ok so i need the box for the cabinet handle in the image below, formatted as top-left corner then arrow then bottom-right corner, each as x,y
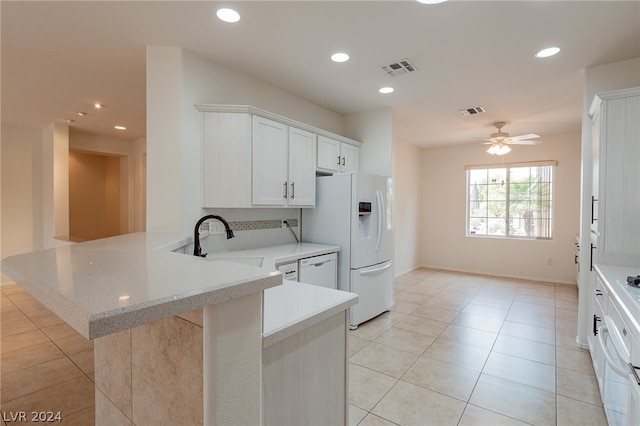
593,314 -> 601,336
574,254 -> 579,264
337,155 -> 341,166
342,156 -> 346,166
590,243 -> 596,271
290,182 -> 295,199
283,181 -> 288,199
630,363 -> 640,386
591,196 -> 598,224
594,289 -> 603,296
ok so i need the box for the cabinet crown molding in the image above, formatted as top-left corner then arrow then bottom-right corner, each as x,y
589,87 -> 640,117
194,104 -> 362,148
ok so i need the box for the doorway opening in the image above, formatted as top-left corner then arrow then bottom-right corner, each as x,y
68,150 -> 128,242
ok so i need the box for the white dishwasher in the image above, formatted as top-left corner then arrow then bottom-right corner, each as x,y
298,252 -> 337,289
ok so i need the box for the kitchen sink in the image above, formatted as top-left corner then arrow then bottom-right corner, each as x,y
208,257 -> 265,267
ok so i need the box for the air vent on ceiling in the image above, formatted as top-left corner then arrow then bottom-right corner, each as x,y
381,58 -> 418,77
459,106 -> 486,116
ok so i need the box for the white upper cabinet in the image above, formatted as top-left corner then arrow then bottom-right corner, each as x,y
287,127 -> 317,207
201,112 -> 253,208
198,105 -> 360,209
589,87 -> 640,264
252,116 -> 289,206
252,116 -> 316,207
317,135 -> 359,173
340,143 -> 359,173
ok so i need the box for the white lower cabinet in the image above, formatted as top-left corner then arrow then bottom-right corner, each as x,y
262,312 -> 348,425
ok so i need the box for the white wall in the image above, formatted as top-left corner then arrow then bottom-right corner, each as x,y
344,108 -> 394,178
420,133 -> 581,284
1,124 -> 42,259
392,140 -> 422,276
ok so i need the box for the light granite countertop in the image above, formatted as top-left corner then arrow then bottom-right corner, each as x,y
264,280 -> 357,347
182,241 -> 358,345
205,242 -> 341,269
594,264 -> 640,341
1,232 -> 282,339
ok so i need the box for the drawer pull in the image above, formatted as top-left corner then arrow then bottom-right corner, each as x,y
592,314 -> 601,336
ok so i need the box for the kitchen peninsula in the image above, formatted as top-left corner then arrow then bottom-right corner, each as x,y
1,232 -> 357,425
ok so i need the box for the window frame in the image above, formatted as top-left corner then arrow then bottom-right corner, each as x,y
465,160 -> 556,240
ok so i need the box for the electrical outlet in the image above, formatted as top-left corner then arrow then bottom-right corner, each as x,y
546,258 -> 553,265
209,222 -> 225,235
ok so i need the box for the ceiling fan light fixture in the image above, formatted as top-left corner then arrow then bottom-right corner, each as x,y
487,143 -> 511,156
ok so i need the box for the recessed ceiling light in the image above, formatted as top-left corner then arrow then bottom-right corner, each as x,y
379,87 -> 394,94
331,52 -> 350,63
94,103 -> 104,109
77,112 -> 87,117
535,47 -> 560,58
114,125 -> 127,130
416,0 -> 448,4
66,119 -> 75,124
216,8 -> 240,23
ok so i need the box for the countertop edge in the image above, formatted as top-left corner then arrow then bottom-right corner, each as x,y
263,289 -> 358,348
89,272 -> 282,339
593,264 -> 640,341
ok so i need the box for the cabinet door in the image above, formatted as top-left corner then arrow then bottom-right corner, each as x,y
288,127 -> 316,207
599,94 -> 640,260
202,112 -> 252,208
316,136 -> 340,172
252,116 -> 288,206
591,110 -> 600,234
340,143 -> 359,172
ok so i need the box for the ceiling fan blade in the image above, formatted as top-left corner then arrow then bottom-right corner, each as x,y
509,140 -> 543,145
509,133 -> 540,141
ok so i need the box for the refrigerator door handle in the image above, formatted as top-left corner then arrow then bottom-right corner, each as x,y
375,190 -> 384,252
359,262 -> 391,276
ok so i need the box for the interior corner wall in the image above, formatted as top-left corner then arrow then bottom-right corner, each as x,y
343,108 -> 394,177
420,133 -> 581,284
392,140 -> 422,276
132,138 -> 146,232
42,123 -> 70,249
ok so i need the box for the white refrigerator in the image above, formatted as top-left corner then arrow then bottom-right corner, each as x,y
302,172 -> 394,328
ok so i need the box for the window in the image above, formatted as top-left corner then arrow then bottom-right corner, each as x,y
466,161 -> 555,239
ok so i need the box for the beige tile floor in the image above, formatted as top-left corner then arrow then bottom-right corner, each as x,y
348,268 -> 607,426
1,284 -> 95,425
1,268 -> 607,426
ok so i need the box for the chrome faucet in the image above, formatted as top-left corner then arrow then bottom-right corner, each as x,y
193,215 -> 235,257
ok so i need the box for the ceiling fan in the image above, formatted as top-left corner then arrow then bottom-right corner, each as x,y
479,122 -> 542,155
